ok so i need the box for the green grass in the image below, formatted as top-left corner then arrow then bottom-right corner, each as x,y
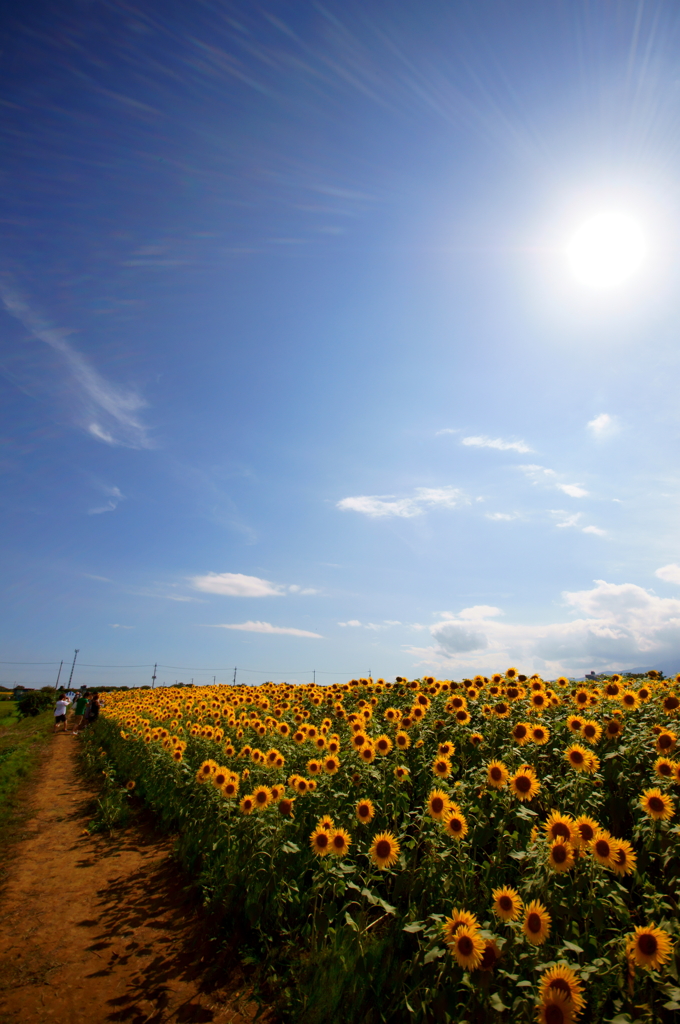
0,710 -> 53,833
0,701 -> 19,724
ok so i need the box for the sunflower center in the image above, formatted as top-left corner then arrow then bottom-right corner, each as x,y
648,796 -> 665,812
332,835 -> 345,850
545,1005 -> 566,1024
449,818 -> 462,832
516,775 -> 531,793
499,895 -> 512,912
659,735 -> 672,749
571,751 -> 584,764
457,935 -> 473,956
666,697 -> 679,710
317,833 -> 329,848
527,912 -> 541,933
375,840 -> 391,859
432,797 -> 444,814
638,933 -> 658,956
552,845 -> 567,863
595,839 -> 610,857
552,823 -> 570,840
659,763 -> 672,776
514,726 -> 527,738
491,767 -> 502,780
549,979 -> 571,996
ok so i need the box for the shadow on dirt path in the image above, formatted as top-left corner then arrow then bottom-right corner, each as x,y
0,732 -> 267,1024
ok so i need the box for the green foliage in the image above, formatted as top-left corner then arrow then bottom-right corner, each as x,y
85,676 -> 680,1023
17,690 -> 55,718
0,710 -> 52,832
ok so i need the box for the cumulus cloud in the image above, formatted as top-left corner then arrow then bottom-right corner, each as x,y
337,486 -> 466,519
462,435 -> 533,454
339,619 -> 362,627
1,283 -> 152,449
208,620 -> 322,638
191,572 -> 285,597
583,525 -> 607,536
656,564 -> 680,585
520,465 -> 588,498
587,413 -> 618,438
408,580 -> 680,675
550,511 -> 605,536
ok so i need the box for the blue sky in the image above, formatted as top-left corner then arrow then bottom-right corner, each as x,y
3,0 -> 680,687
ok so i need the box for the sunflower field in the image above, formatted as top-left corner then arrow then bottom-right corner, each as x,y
85,669 -> 680,1024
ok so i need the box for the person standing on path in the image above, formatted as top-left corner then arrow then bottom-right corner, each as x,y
53,692 -> 71,734
71,692 -> 89,734
82,692 -> 100,730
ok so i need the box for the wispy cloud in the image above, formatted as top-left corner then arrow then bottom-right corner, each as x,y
339,619 -> 362,627
520,465 -> 588,498
208,620 -> 322,637
191,572 -> 285,597
88,485 -> 124,515
587,413 -> 618,439
110,623 -> 134,629
435,428 -> 460,436
462,435 -> 533,454
551,510 -> 605,536
82,573 -> 113,583
485,512 -> 515,521
338,486 -> 466,519
1,283 -> 152,449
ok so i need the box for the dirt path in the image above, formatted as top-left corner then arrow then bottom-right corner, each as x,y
0,734 -> 265,1024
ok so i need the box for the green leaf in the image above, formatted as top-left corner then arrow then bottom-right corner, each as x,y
403,922 -> 425,933
490,992 -> 509,1012
344,911 -> 359,931
562,941 -> 584,953
424,946 -> 445,964
516,980 -> 533,988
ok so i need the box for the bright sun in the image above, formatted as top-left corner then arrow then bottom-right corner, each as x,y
566,211 -> 647,289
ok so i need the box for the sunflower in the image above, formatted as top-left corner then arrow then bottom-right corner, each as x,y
442,809 -> 468,840
317,814 -> 334,831
310,827 -> 332,857
443,908 -> 480,941
611,839 -> 637,876
455,709 -> 472,725
356,798 -> 375,824
531,724 -> 550,745
591,829 -> 616,866
655,730 -> 677,754
375,734 -> 393,756
438,741 -> 455,757
251,785 -> 272,811
604,718 -> 623,739
448,925 -> 485,971
240,794 -> 255,815
538,964 -> 585,1013
522,900 -> 551,945
359,743 -> 376,764
487,760 -> 509,789
654,756 -> 676,780
511,722 -> 531,745
510,765 -> 540,801
196,760 -> 217,783
564,744 -> 589,771
223,778 -> 239,798
581,719 -> 602,744
369,831 -> 400,870
547,839 -> 575,872
494,701 -> 511,718
491,886 -> 523,922
469,732 -> 484,747
662,694 -> 680,714
278,797 -> 295,816
583,751 -> 600,774
573,814 -> 599,847
432,756 -> 452,778
394,765 -> 410,781
479,939 -> 502,973
627,924 -> 673,970
530,692 -> 548,711
544,811 -> 577,845
395,730 -> 411,750
329,828 -> 352,857
535,991 -> 575,1024
566,715 -> 584,733
426,789 -> 451,821
640,787 -> 675,821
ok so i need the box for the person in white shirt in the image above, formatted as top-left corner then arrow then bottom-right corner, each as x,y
53,693 -> 71,733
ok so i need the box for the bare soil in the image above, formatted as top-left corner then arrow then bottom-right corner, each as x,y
0,732 -> 266,1024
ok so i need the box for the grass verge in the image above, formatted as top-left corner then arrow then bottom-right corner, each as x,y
0,710 -> 53,841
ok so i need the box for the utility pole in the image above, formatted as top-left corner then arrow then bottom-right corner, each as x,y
54,660 -> 63,690
233,666 -> 237,685
152,663 -> 157,688
213,675 -> 216,685
67,649 -> 79,690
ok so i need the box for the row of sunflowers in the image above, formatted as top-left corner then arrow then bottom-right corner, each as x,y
86,669 -> 680,1023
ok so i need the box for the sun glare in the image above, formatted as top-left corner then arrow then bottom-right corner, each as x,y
566,211 -> 647,289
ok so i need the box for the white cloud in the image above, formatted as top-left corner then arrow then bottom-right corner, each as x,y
1,284 -> 152,449
209,620 -> 322,638
485,512 -> 514,521
462,435 -> 533,454
583,525 -> 607,536
110,623 -> 134,629
288,585 -> 319,595
587,413 -> 618,438
191,572 -> 285,597
656,564 -> 680,585
553,512 -> 582,529
339,620 -> 362,627
435,428 -> 460,436
88,485 -> 124,515
337,486 -> 466,519
521,465 -> 588,498
557,483 -> 589,498
408,579 -> 680,675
